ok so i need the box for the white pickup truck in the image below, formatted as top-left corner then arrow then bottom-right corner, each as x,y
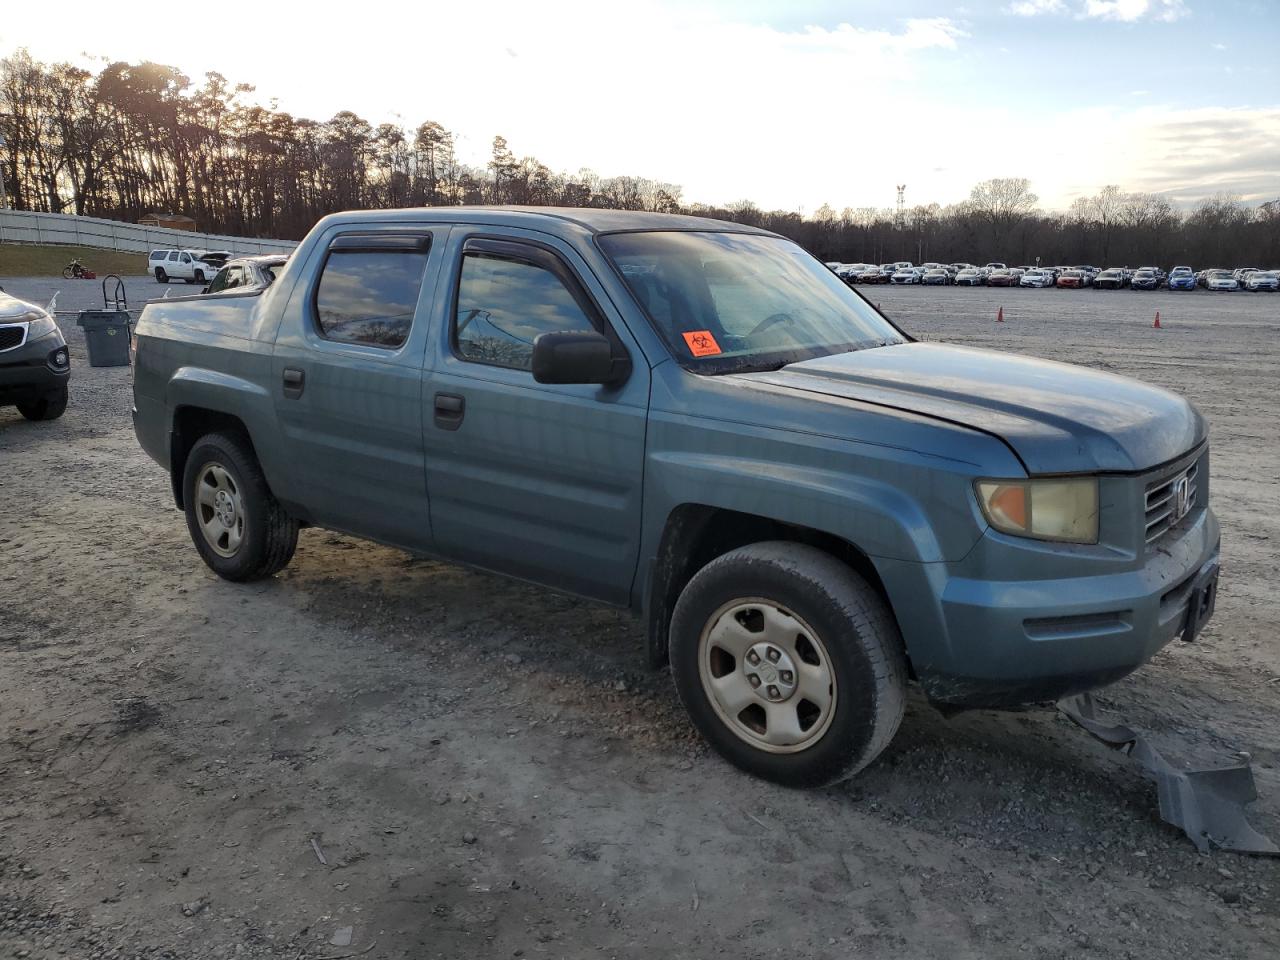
147,248 -> 232,285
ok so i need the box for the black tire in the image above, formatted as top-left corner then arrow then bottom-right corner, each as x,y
155,268 -> 168,283
182,431 -> 298,581
194,269 -> 205,284
669,542 -> 907,788
62,266 -> 75,279
16,386 -> 68,421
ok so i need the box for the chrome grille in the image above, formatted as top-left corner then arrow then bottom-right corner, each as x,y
0,323 -> 26,352
1145,460 -> 1199,545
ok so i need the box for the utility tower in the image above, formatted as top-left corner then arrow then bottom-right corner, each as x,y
895,184 -> 906,226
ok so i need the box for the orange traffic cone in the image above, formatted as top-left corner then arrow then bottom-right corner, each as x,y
1153,311 -> 1161,329
996,306 -> 1004,323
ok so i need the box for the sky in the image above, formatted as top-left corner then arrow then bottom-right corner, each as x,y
1,0 -> 1277,214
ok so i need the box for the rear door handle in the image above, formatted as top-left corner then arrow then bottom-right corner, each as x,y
282,367 -> 305,399
434,392 -> 465,430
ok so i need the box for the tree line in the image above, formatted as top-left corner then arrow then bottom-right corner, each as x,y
2,49 -> 1277,267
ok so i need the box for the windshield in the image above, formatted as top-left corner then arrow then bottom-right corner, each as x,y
600,231 -> 905,374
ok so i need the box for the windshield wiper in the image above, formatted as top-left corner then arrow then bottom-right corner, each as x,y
720,358 -> 793,374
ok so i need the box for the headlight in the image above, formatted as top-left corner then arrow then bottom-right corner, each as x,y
26,314 -> 57,339
975,477 -> 1099,543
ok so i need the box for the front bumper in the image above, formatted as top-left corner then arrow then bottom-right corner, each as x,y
877,504 -> 1220,707
0,332 -> 70,403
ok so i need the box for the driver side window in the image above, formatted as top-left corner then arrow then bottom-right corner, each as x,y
454,252 -> 596,371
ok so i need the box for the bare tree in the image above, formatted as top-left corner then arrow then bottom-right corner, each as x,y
967,177 -> 1038,252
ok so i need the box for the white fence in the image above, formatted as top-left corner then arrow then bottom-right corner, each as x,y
0,209 -> 297,256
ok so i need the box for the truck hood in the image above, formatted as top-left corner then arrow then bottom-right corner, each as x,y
738,342 -> 1204,474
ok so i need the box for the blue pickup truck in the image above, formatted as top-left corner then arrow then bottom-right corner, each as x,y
132,207 -> 1220,787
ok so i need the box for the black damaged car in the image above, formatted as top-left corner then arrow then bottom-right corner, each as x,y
0,290 -> 71,421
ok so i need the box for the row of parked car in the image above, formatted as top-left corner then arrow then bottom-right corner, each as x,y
147,248 -> 289,294
824,261 -> 1280,291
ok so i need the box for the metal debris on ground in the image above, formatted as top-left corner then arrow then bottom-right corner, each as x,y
1057,693 -> 1279,855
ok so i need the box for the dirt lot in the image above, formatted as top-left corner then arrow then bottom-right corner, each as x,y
2,275 -> 1279,959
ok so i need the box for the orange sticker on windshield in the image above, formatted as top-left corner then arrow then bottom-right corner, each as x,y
682,330 -> 722,357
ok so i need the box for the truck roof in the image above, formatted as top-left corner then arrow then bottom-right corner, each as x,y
322,206 -> 779,237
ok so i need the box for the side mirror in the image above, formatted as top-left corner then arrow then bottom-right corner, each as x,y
531,330 -> 628,385
201,285 -> 210,294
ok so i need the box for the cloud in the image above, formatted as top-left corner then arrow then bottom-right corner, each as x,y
1081,0 -> 1189,22
1059,106 -> 1280,207
1009,0 -> 1191,20
1007,0 -> 1067,15
772,18 -> 968,55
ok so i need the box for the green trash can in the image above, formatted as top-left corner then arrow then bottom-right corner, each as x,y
76,276 -> 133,367
76,310 -> 132,367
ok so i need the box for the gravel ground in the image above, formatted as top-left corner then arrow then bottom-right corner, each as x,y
2,274 -> 1279,959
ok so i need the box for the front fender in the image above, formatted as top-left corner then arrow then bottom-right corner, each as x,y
646,450 -> 948,564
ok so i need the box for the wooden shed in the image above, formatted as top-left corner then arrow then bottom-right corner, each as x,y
138,212 -> 197,232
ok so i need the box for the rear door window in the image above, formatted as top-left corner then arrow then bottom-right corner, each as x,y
313,235 -> 431,349
206,268 -> 232,293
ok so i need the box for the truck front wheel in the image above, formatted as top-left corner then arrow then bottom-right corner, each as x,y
669,542 -> 906,788
182,432 -> 298,581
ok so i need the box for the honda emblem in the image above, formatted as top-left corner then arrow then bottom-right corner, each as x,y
1172,475 -> 1192,523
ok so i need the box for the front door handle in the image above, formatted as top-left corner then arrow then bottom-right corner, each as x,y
434,393 -> 465,430
282,367 -> 305,399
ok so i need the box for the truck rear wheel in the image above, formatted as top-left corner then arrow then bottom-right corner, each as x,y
183,432 -> 298,581
669,542 -> 907,788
